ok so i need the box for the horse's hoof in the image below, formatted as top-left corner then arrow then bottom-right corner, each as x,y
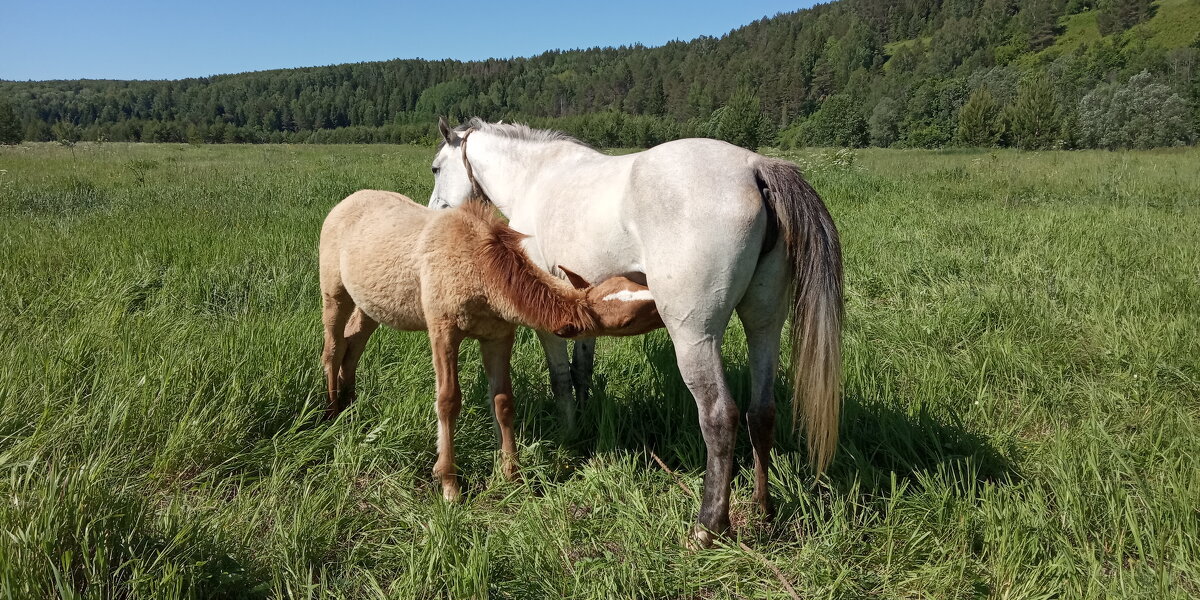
754,498 -> 776,522
687,525 -> 719,550
442,486 -> 462,503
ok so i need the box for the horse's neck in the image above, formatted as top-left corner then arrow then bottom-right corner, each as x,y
472,135 -> 599,218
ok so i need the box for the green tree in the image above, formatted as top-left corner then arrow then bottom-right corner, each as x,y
1021,0 -> 1065,51
1004,76 -> 1061,149
791,94 -> 868,148
869,98 -> 902,147
51,120 -> 82,146
711,87 -> 769,150
957,87 -> 1001,146
1078,70 -> 1194,148
1097,0 -> 1156,35
0,98 -> 21,144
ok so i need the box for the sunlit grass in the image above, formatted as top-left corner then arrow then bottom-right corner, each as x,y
1,142 -> 1197,598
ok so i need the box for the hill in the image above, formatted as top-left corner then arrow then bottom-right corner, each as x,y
2,0 -> 1197,149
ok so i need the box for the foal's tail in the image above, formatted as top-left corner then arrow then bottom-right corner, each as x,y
756,159 -> 844,474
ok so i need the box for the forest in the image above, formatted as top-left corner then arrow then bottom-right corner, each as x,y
1,0 -> 1198,149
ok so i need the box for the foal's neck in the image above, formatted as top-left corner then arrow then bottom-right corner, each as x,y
471,210 -> 594,333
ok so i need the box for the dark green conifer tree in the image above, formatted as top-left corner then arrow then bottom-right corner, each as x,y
0,98 -> 21,144
713,87 -> 768,150
957,87 -> 1001,146
1004,76 -> 1062,150
1097,0 -> 1156,35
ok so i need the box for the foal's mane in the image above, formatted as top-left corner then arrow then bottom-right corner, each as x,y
462,202 -> 596,332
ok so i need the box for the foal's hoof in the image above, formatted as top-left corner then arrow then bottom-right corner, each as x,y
441,484 -> 462,503
502,464 -> 522,482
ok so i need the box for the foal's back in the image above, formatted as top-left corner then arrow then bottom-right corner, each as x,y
320,190 -> 432,331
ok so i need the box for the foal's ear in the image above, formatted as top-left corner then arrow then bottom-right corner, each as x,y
558,266 -> 591,290
438,116 -> 460,145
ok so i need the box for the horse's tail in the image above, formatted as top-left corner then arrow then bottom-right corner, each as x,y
756,159 -> 843,474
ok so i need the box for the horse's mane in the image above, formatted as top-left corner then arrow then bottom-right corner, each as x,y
438,118 -> 593,151
462,202 -> 596,332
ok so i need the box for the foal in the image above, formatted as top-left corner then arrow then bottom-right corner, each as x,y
320,190 -> 661,500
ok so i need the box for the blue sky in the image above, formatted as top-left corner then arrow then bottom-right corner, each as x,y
2,1 -> 819,81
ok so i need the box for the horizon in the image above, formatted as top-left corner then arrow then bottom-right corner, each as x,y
1,1 -> 817,82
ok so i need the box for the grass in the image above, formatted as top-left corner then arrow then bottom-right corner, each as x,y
1044,0 -> 1200,59
1041,10 -> 1103,58
1134,0 -> 1200,48
1,141 -> 1198,598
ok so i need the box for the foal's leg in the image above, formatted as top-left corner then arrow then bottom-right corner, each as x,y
430,324 -> 465,501
321,289 -> 355,419
571,337 -> 596,407
480,332 -> 520,480
338,308 -> 379,408
736,245 -> 790,520
536,330 -> 577,437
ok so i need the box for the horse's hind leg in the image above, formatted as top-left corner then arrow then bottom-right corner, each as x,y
670,327 -> 740,546
322,289 -> 355,419
643,204 -> 763,546
736,245 -> 790,520
338,308 -> 379,408
430,323 -> 465,501
480,332 -> 520,481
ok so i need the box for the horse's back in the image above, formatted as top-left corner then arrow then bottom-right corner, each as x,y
624,138 -> 767,250
631,138 -> 762,199
321,190 -> 430,331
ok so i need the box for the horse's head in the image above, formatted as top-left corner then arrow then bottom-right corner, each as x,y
429,116 -> 476,209
554,267 -> 663,338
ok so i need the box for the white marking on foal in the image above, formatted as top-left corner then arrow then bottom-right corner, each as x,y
602,289 -> 654,302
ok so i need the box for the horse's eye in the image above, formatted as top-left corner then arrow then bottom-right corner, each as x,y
431,166 -> 440,175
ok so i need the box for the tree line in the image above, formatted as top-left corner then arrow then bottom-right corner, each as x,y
2,0 -> 1197,149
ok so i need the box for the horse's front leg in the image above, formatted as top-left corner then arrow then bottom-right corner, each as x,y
571,337 -> 596,407
430,323 -> 465,501
536,330 -> 576,437
480,332 -> 519,480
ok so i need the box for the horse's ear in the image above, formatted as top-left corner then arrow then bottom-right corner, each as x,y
558,266 -> 591,290
438,116 -> 459,144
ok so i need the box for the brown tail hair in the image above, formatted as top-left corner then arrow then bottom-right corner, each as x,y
465,202 -> 597,334
756,159 -> 844,474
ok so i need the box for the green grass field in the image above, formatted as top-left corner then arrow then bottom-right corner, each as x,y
1,142 -> 1197,598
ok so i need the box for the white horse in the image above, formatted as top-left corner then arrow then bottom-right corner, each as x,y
428,117 -> 843,546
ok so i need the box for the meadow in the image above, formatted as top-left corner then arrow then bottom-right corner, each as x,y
0,141 -> 1197,598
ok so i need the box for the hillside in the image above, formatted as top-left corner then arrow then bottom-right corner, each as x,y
2,0 -> 1197,149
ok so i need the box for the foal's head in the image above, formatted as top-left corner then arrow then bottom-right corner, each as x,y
554,267 -> 664,339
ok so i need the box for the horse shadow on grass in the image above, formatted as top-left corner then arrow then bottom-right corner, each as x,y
500,331 -> 1016,516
